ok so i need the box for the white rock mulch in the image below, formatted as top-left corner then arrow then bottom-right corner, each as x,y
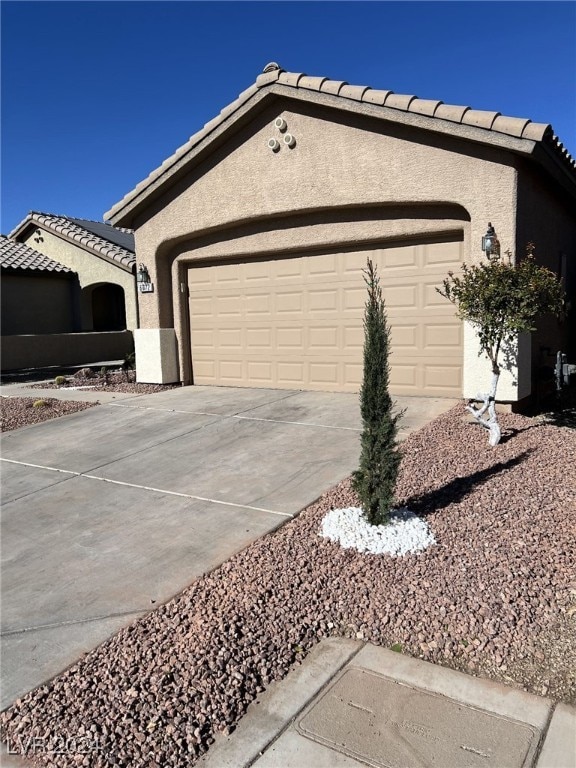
320,506 -> 436,556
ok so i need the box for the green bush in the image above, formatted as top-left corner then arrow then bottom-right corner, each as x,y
54,376 -> 66,386
33,400 -> 47,408
352,259 -> 403,526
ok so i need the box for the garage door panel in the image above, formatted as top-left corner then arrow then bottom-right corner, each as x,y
423,282 -> 451,308
425,241 -> 464,265
390,324 -> 419,350
384,284 -> 418,309
390,364 -> 418,387
308,326 -> 340,352
247,361 -> 273,383
308,253 -> 339,277
276,291 -> 303,314
344,362 -> 363,387
216,295 -> 242,317
277,362 -> 305,385
425,365 -> 462,389
276,327 -> 304,351
188,239 -> 463,396
218,328 -> 242,350
425,324 -> 462,349
309,362 -> 339,385
308,289 -> 339,314
380,246 -> 418,270
245,328 -> 272,349
343,287 -> 365,311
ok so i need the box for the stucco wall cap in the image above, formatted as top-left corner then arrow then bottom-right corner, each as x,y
409,99 -> 443,117
491,115 -> 531,138
279,72 -> 305,87
522,121 -> 552,142
297,75 -> 328,92
384,93 -> 417,110
434,104 -> 470,123
362,89 -> 393,106
461,109 -> 501,130
320,79 -> 348,96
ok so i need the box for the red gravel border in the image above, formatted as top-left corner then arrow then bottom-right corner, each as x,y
0,397 -> 97,432
1,407 -> 574,766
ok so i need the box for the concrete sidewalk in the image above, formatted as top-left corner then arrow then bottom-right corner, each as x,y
199,639 -> 576,768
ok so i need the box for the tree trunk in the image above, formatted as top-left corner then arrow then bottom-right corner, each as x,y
466,368 -> 502,446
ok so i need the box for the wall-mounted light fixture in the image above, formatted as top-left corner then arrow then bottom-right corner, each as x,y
137,263 -> 154,293
481,222 -> 500,258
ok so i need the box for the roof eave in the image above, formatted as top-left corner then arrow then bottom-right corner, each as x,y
105,82 -> 558,228
11,216 -> 135,273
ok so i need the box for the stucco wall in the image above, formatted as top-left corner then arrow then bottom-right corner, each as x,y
20,230 -> 138,330
122,98 -> 567,398
132,100 -> 519,331
1,331 -> 134,371
1,273 -> 77,335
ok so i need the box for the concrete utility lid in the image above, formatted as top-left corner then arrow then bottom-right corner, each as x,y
297,667 -> 540,768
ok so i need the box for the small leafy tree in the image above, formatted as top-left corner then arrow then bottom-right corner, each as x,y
438,243 -> 564,446
352,259 -> 403,526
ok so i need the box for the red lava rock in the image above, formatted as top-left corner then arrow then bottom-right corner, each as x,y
1,406 -> 574,767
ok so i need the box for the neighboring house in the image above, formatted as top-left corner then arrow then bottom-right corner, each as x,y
0,236 -> 78,335
104,64 -> 576,405
9,212 -> 138,332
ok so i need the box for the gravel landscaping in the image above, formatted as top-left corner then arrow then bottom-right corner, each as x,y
1,406 -> 575,766
32,368 -> 177,395
0,397 -> 97,432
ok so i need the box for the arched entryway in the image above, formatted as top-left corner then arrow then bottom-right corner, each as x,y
89,283 -> 127,331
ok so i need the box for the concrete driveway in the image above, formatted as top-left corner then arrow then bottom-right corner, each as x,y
1,385 -> 455,711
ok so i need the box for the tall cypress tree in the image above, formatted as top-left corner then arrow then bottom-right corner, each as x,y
352,258 -> 403,526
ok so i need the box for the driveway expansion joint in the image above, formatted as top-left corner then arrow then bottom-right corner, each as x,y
1,458 -> 292,517
2,609 -> 147,637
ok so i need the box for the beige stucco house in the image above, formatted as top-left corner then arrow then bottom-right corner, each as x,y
10,212 -> 138,332
104,64 -> 576,405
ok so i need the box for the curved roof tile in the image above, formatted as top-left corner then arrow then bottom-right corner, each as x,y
9,213 -> 135,270
0,235 -> 73,273
105,65 -> 575,221
319,79 -> 348,96
409,99 -> 443,117
298,75 -> 328,92
461,109 -> 501,130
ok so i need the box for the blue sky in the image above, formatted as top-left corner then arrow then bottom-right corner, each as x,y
2,1 -> 575,234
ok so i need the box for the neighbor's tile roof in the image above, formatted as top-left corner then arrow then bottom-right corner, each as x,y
0,235 -> 73,273
105,64 -> 576,222
9,212 -> 135,270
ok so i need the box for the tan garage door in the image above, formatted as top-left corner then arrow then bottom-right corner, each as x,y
187,240 -> 463,396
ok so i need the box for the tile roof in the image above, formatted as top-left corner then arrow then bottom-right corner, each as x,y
67,217 -> 135,253
0,236 -> 73,274
9,212 -> 135,271
105,64 -> 576,223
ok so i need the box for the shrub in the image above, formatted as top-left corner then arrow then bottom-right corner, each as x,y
438,242 -> 564,445
54,376 -> 66,386
33,400 -> 47,408
352,258 -> 403,526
